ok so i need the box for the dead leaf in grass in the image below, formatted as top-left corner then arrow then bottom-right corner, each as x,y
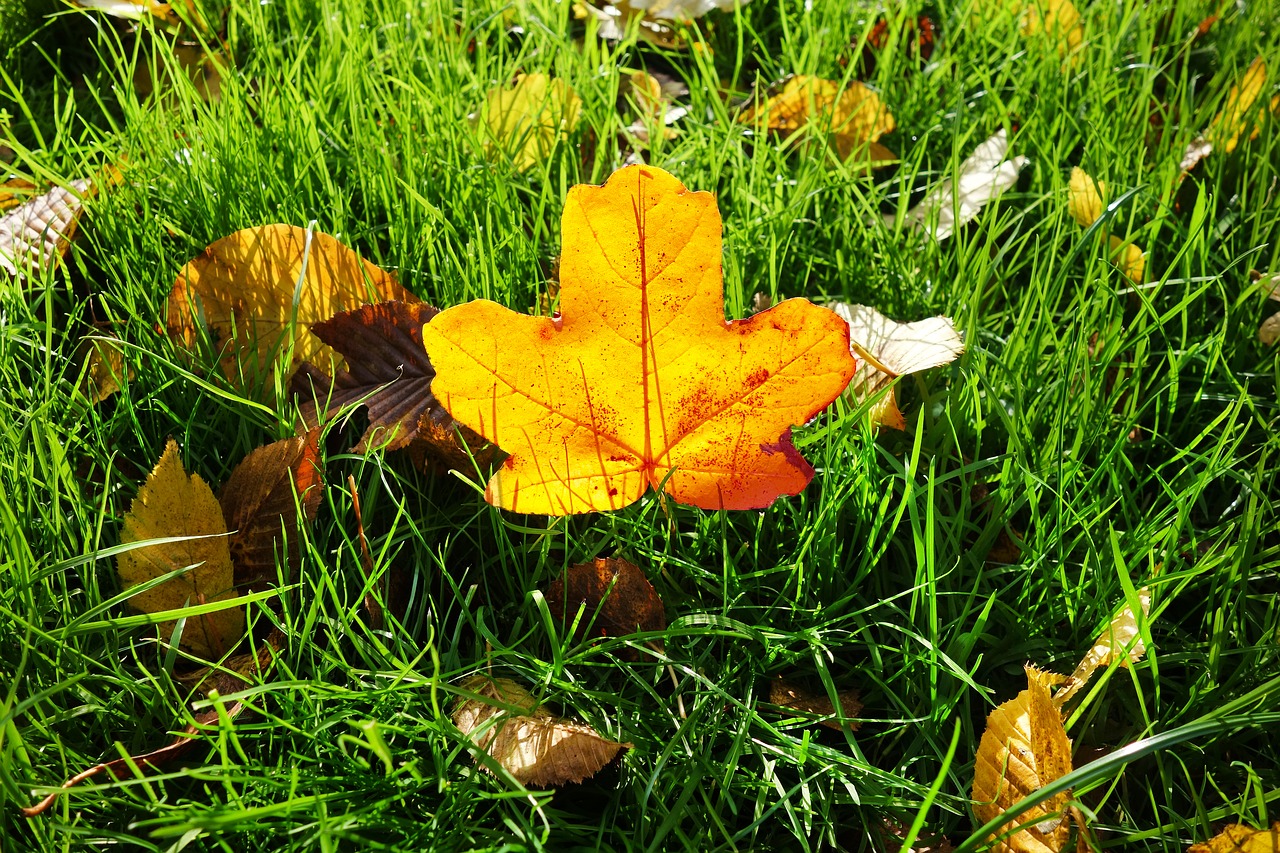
453,676 -> 630,787
892,129 -> 1026,241
118,439 -> 242,658
545,557 -> 666,652
972,665 -> 1073,852
0,179 -> 92,280
1189,822 -> 1280,852
739,75 -> 895,167
829,302 -> 962,430
173,628 -> 285,699
479,74 -> 582,173
77,336 -> 133,404
1067,167 -> 1145,283
769,676 -> 862,731
1054,587 -> 1151,708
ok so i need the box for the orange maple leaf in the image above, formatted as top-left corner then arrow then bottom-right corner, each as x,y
423,166 -> 857,514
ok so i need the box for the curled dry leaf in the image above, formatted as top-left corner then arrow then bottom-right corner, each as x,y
21,698 -> 245,818
118,439 -> 242,659
1053,587 -> 1151,708
739,76 -> 896,166
453,676 -> 630,787
1188,822 -> 1280,853
829,302 -> 962,430
972,665 -> 1073,853
167,225 -> 412,384
545,557 -> 666,652
893,129 -> 1027,241
424,165 -> 857,514
479,74 -> 582,173
1067,167 -> 1146,284
769,677 -> 862,731
0,178 -> 91,280
219,431 -> 323,592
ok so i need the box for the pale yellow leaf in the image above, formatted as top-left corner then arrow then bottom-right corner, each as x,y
1067,167 -> 1105,228
1053,587 -> 1151,708
1208,58 -> 1267,153
1107,235 -> 1145,284
78,336 -> 133,405
1188,822 -> 1280,853
1260,312 -> 1280,347
480,74 -> 582,173
894,129 -> 1027,241
118,440 -> 242,658
972,666 -> 1073,853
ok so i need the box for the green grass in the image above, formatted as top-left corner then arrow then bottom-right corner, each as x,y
2,0 -> 1278,850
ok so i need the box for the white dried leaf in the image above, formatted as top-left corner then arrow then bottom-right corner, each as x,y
895,129 -> 1027,241
0,179 -> 91,279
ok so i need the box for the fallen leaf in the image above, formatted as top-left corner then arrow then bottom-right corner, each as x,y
973,665 -> 1073,853
893,129 -> 1027,241
1188,822 -> 1280,852
1054,587 -> 1151,708
77,335 -> 133,405
135,41 -> 228,105
167,224 -> 412,383
575,3 -> 683,48
21,699 -> 245,818
877,817 -> 954,853
1182,58 -> 1272,171
423,165 -> 857,514
293,301 -> 443,452
218,431 -> 323,592
829,302 -> 963,430
545,558 -> 666,649
623,70 -> 687,146
739,76 -> 895,166
848,15 -> 938,78
0,176 -> 37,211
1016,0 -> 1083,60
1067,167 -> 1146,283
614,0 -> 746,19
118,439 -> 242,658
479,74 -> 582,173
769,676 -> 862,731
453,676 -> 630,787
173,628 -> 284,699
0,179 -> 92,280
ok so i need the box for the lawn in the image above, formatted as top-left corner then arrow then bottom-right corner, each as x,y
1,0 -> 1278,850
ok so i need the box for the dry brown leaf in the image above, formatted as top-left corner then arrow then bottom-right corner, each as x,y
893,129 -> 1026,241
1261,312 -> 1280,347
769,677 -> 862,731
453,676 -> 630,787
973,665 -> 1073,853
829,302 -> 963,430
135,42 -> 227,104
118,439 -> 242,658
77,336 -> 133,404
1054,587 -> 1151,708
545,558 -> 666,654
167,224 -> 413,383
219,431 -> 323,592
0,179 -> 92,280
739,76 -> 895,165
1189,822 -> 1280,852
479,74 -> 582,173
173,628 -> 284,699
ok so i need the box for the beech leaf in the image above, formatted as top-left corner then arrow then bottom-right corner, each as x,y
972,665 -> 1073,853
118,440 -> 242,658
1189,822 -> 1280,853
830,302 -> 963,430
1053,586 -> 1151,709
219,431 -> 323,592
769,676 -> 862,731
893,129 -> 1026,241
545,557 -> 666,653
0,178 -> 91,280
167,224 -> 413,383
479,74 -> 582,173
424,165 -> 857,514
453,677 -> 630,787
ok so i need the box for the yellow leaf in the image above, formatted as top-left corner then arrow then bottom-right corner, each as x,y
739,76 -> 895,163
167,224 -> 412,384
1053,587 -> 1151,708
1067,167 -> 1105,228
480,74 -> 582,173
77,335 -> 133,405
1189,822 -> 1280,852
453,677 -> 630,787
118,439 -> 242,658
423,165 -> 857,514
1107,235 -> 1145,284
830,302 -> 963,430
1018,0 -> 1083,60
1208,57 -> 1267,154
973,665 -> 1073,853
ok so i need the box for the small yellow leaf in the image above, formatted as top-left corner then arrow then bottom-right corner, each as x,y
1208,57 -> 1267,154
78,336 -> 134,404
1067,167 -> 1105,228
1107,235 -> 1145,284
1188,822 -> 1280,853
1017,0 -> 1083,60
973,666 -> 1073,853
453,677 -> 630,787
118,439 -> 242,658
830,302 -> 963,430
739,76 -> 895,162
480,74 -> 582,173
1054,587 -> 1151,709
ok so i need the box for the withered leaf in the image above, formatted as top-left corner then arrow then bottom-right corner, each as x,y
769,676 -> 862,731
453,676 -> 630,787
972,665 -> 1073,853
1189,822 -> 1280,853
545,558 -> 666,650
1067,167 -> 1146,284
219,431 -> 323,592
21,699 -> 245,818
294,301 -> 443,453
479,74 -> 582,173
77,335 -> 133,405
0,179 -> 92,280
892,129 -> 1026,241
739,75 -> 895,166
118,440 -> 242,658
1053,587 -> 1151,709
174,628 -> 285,699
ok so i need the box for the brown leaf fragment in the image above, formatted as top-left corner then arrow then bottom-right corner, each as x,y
769,676 -> 862,731
219,431 -> 323,592
167,225 -> 413,384
0,177 -> 38,211
1054,587 -> 1152,709
973,665 -> 1073,853
118,439 -> 242,658
452,676 -> 630,787
404,413 -> 498,477
173,628 -> 285,699
1189,822 -> 1280,852
0,178 -> 91,279
1260,312 -> 1280,347
22,700 -> 245,818
878,817 -> 954,853
294,301 -> 443,453
545,558 -> 666,651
